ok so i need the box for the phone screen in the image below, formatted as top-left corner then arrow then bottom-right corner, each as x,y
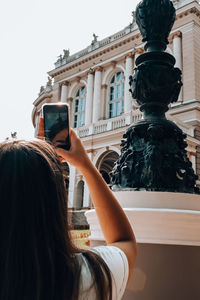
43,104 -> 70,150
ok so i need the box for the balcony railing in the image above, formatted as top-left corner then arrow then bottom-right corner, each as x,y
54,22 -> 139,69
76,110 -> 143,138
76,110 -> 194,139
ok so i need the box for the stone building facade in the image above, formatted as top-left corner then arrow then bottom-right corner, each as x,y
32,0 -> 200,211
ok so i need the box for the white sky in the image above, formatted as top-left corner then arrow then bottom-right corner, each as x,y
0,0 -> 139,140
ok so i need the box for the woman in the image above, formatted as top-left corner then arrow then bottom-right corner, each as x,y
0,129 -> 137,300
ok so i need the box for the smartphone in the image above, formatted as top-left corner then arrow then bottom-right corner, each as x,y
42,103 -> 70,150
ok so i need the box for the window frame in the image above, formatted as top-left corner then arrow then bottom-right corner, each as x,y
107,71 -> 125,119
72,86 -> 86,128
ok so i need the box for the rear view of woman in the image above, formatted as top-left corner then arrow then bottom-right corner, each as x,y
0,131 -> 137,300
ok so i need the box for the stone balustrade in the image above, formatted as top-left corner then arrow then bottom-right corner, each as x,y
76,110 -> 143,138
76,109 -> 194,140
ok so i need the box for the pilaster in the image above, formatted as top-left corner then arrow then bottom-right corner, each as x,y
67,97 -> 73,126
172,31 -> 183,102
124,53 -> 134,113
181,22 -> 197,102
101,84 -> 108,119
60,81 -> 69,103
93,66 -> 103,123
83,153 -> 93,207
85,69 -> 94,125
68,165 -> 77,208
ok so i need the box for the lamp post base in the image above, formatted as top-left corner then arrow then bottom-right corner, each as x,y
111,119 -> 199,194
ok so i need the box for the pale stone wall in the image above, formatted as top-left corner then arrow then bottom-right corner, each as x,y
194,124 -> 200,181
193,24 -> 200,100
182,23 -> 196,101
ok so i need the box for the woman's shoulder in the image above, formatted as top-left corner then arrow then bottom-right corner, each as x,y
79,245 -> 129,300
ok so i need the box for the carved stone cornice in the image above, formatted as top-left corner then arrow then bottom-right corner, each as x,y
94,66 -> 103,72
176,7 -> 200,20
49,33 -> 142,79
33,93 -> 53,107
101,84 -> 108,89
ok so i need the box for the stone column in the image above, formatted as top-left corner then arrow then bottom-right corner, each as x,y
85,70 -> 94,125
67,97 -> 73,126
93,67 -> 103,123
83,153 -> 93,208
60,81 -> 69,103
34,112 -> 40,137
173,31 -> 182,101
68,165 -> 76,208
101,84 -> 108,119
124,53 -> 134,113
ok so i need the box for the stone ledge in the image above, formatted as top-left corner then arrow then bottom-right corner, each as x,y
86,207 -> 200,246
86,192 -> 200,247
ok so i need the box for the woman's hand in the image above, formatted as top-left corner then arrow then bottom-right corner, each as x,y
36,118 -> 90,171
55,129 -> 92,173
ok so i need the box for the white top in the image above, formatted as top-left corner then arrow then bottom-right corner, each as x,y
79,245 -> 129,300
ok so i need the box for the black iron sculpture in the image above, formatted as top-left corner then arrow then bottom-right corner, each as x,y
111,0 -> 199,193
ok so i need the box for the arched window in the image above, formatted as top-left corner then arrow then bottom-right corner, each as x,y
97,151 -> 119,188
73,86 -> 86,128
108,72 -> 124,118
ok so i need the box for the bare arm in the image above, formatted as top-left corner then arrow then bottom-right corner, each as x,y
56,130 -> 137,280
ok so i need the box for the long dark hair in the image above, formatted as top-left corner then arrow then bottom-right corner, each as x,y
0,139 -> 112,300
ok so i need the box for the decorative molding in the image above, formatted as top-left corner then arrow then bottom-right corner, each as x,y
87,149 -> 94,154
33,93 -> 53,107
75,76 -> 81,83
188,151 -> 196,157
102,66 -> 113,85
94,66 -> 103,72
110,60 -> 117,68
101,84 -> 108,89
134,48 -> 144,55
80,79 -> 87,86
176,7 -> 200,21
60,80 -> 69,87
49,34 -> 142,79
67,97 -> 73,102
170,30 -> 182,41
49,6 -> 200,80
86,68 -> 94,76
125,52 -> 133,59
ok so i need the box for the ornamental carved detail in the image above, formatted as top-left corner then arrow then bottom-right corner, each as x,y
129,59 -> 183,110
111,120 -> 199,193
136,0 -> 176,51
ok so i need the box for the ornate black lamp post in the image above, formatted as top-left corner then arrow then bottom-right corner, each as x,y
111,0 -> 199,193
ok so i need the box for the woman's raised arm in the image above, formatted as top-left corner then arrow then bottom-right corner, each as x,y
56,129 -> 137,281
